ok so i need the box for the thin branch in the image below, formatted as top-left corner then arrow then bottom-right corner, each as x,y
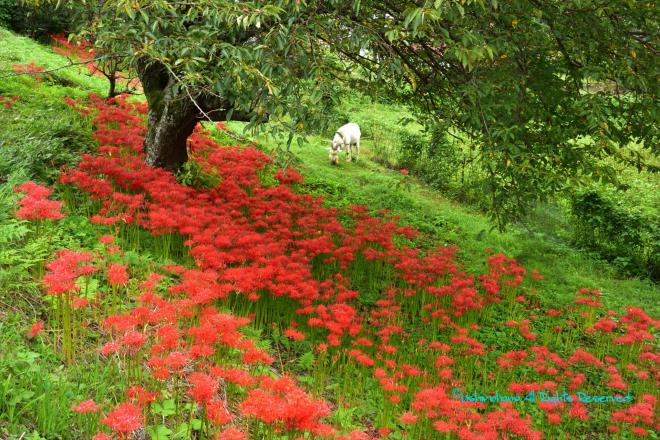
161,63 -> 251,143
0,55 -> 121,79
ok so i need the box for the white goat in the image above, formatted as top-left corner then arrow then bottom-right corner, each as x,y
329,123 -> 361,165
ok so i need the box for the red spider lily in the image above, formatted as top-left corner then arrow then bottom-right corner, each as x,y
211,366 -> 257,387
107,263 -> 129,285
0,95 -> 19,107
72,399 -> 99,414
11,63 -> 46,82
242,347 -> 274,365
43,250 -> 96,295
216,427 -> 247,440
14,181 -> 64,220
188,372 -> 218,404
26,321 -> 44,338
593,318 -> 618,333
100,235 -> 115,245
72,297 -> 90,309
284,328 -> 306,341
206,400 -> 233,425
239,376 -> 331,432
101,402 -> 142,433
568,349 -> 605,368
127,385 -> 158,406
51,34 -> 96,61
119,331 -> 146,352
400,411 -> 418,424
100,342 -> 120,356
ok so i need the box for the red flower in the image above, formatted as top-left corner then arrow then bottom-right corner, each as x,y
100,342 -> 120,356
107,263 -> 129,285
283,328 -> 306,341
127,386 -> 158,406
400,411 -> 418,424
188,372 -> 218,404
26,321 -> 44,338
14,181 -> 64,220
216,427 -> 246,440
206,400 -> 233,425
72,399 -> 99,414
100,235 -> 115,244
101,402 -> 142,433
72,297 -> 90,309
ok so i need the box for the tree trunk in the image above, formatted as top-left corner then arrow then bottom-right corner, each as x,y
107,72 -> 116,98
142,86 -> 198,172
137,59 -> 196,171
136,58 -> 258,172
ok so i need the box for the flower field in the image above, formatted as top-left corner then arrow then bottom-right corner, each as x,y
5,87 -> 657,440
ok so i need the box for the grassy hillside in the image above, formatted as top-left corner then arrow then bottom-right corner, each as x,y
222,107 -> 658,315
3,27 -> 655,316
0,28 -> 658,440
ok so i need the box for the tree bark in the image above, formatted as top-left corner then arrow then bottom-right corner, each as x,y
136,58 -> 254,172
107,72 -> 116,98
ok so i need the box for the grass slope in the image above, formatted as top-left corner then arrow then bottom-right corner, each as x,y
0,28 -> 658,439
225,110 -> 659,315
0,28 -> 108,183
1,25 -> 656,316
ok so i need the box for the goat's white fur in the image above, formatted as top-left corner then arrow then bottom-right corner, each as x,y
330,123 -> 361,164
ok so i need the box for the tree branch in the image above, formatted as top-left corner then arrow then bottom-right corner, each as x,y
0,55 -> 121,79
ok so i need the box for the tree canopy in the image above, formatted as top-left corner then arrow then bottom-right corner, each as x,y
347,0 -> 658,226
39,0 -> 658,227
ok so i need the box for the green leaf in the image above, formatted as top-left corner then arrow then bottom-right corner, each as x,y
298,351 -> 315,370
148,425 -> 172,440
152,399 -> 176,417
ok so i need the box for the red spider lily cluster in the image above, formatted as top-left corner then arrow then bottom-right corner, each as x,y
0,95 -> 19,107
11,62 -> 46,82
14,181 -> 65,220
26,321 -> 44,338
16,91 -> 659,439
51,34 -> 97,62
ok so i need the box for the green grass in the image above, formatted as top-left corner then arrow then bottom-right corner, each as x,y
0,28 -> 657,438
1,21 -> 657,327
0,29 -> 119,438
0,27 -> 108,183
221,96 -> 658,316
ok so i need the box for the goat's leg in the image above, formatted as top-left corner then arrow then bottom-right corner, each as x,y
345,143 -> 352,162
355,140 -> 360,162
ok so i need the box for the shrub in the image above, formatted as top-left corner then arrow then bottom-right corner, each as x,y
570,189 -> 659,279
398,124 -> 462,191
0,0 -> 76,39
176,159 -> 222,189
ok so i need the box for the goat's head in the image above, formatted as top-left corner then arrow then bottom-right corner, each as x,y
329,140 -> 341,165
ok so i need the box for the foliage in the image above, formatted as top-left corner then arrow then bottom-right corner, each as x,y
28,0 -> 655,226
0,0 -> 74,38
0,29 -> 103,183
398,123 -> 463,191
0,27 -> 659,439
338,0 -> 659,229
176,159 -> 221,190
0,91 -> 94,182
58,0 -> 355,152
570,188 -> 659,280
